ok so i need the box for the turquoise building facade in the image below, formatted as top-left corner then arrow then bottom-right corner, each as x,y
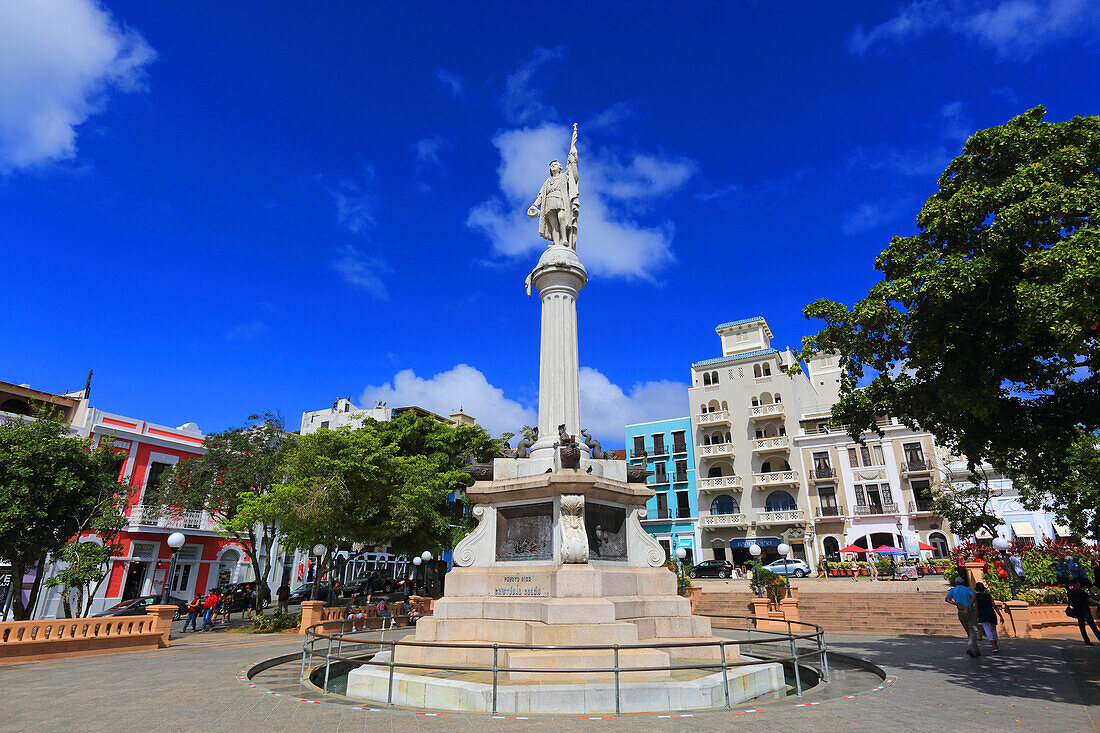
624,416 -> 698,567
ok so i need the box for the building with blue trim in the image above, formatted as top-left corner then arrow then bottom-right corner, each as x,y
623,417 -> 698,566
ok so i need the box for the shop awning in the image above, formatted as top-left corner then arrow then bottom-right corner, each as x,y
917,542 -> 936,551
1010,522 -> 1036,538
1053,523 -> 1073,538
839,544 -> 869,553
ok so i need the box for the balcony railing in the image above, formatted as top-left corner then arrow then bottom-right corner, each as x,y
808,467 -> 835,480
902,459 -> 932,475
752,470 -> 799,488
815,505 -> 845,518
757,509 -> 805,524
748,403 -> 785,420
699,513 -> 748,529
650,444 -> 670,457
697,410 -> 731,426
629,449 -> 648,460
650,473 -> 670,485
853,503 -> 899,516
128,504 -> 218,532
697,442 -> 734,458
909,498 -> 936,513
697,475 -> 744,492
671,472 -> 689,484
671,443 -> 688,455
752,435 -> 790,453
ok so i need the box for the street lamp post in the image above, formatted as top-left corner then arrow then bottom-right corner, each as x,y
777,543 -> 792,599
412,555 -> 423,595
993,537 -> 1018,600
675,547 -> 687,594
420,551 -> 433,596
749,543 -> 762,597
161,532 -> 186,605
311,544 -> 326,601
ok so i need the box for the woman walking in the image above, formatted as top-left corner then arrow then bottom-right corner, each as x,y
973,583 -> 1004,653
1068,579 -> 1100,645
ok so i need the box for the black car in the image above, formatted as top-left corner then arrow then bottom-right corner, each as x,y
689,559 -> 735,579
285,581 -> 328,604
222,581 -> 269,611
93,594 -> 189,620
343,570 -> 409,598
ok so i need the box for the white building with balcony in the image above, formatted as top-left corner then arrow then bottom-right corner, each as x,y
688,316 -> 842,567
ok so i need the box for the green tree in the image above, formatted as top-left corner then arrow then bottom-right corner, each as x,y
800,107 -> 1100,535
0,410 -> 128,620
156,414 -> 292,602
277,410 -> 496,596
930,468 -> 1004,541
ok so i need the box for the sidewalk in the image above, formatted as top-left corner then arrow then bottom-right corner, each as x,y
2,627 -> 1097,731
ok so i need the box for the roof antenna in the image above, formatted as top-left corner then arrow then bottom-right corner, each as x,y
84,369 -> 93,399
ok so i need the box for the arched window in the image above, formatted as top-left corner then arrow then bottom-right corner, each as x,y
754,364 -> 762,378
760,392 -> 772,405
708,466 -> 724,478
711,495 -> 739,515
724,431 -> 732,443
711,371 -> 719,384
0,398 -> 31,415
703,435 -> 711,445
822,536 -> 840,560
761,460 -> 772,473
929,532 -> 949,559
762,364 -> 772,377
774,393 -> 782,404
699,404 -> 706,415
721,401 -> 728,411
708,400 -> 721,412
703,373 -> 711,386
711,431 -> 723,444
751,397 -> 759,407
782,459 -> 791,471
765,490 -> 797,512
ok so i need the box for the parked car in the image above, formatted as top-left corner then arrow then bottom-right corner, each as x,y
343,570 -> 409,598
285,582 -> 328,605
93,595 -> 188,620
763,558 -> 812,578
689,559 -> 735,579
218,581 -> 269,612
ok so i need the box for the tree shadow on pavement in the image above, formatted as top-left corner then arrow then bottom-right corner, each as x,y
826,633 -> 1099,706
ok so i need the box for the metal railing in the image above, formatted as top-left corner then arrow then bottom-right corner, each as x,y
299,613 -> 829,715
853,502 -> 899,515
808,467 -> 835,480
910,498 -> 935,513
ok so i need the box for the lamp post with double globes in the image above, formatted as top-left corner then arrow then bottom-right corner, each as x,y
749,543 -> 762,597
992,537 -> 1018,600
420,551 -> 433,596
161,532 -> 186,605
777,543 -> 793,599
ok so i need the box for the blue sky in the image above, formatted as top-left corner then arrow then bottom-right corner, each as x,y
2,1 -> 1098,445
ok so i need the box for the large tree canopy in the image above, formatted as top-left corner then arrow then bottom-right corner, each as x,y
277,409 -> 497,562
0,410 -> 129,619
801,107 -> 1099,536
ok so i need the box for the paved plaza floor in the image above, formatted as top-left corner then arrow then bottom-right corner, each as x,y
2,625 -> 1098,732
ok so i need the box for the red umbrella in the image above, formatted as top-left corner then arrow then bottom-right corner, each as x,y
917,542 -> 936,551
839,544 -> 869,553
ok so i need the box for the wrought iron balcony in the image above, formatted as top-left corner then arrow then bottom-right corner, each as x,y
901,459 -> 932,475
809,467 -> 835,480
671,442 -> 688,455
909,498 -> 936,513
128,504 -> 218,532
671,471 -> 689,484
815,505 -> 844,518
852,503 -> 899,516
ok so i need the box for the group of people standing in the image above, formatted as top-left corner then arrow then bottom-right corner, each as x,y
180,586 -> 256,633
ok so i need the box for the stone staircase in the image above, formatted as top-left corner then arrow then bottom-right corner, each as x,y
694,591 -> 964,637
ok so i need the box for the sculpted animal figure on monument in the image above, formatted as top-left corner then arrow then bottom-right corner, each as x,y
556,423 -> 581,469
514,428 -> 537,458
580,429 -> 604,459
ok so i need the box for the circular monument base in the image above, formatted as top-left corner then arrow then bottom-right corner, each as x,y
345,653 -> 785,714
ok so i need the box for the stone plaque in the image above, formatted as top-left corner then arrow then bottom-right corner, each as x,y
492,572 -> 550,597
496,502 -> 553,562
586,502 -> 627,561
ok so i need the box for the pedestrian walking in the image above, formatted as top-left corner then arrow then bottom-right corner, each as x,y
1067,579 -> 1100,645
182,593 -> 202,633
277,582 -> 290,614
1008,552 -> 1025,585
242,589 -> 255,619
945,577 -> 980,657
218,589 -> 232,624
973,582 -> 1004,653
202,589 -> 219,631
869,560 -> 879,582
818,559 -> 829,581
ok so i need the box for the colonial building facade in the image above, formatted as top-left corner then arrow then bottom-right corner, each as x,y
624,417 -> 698,566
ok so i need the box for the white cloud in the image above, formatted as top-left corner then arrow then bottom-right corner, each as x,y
414,135 -> 450,167
436,69 -> 465,99
331,244 -> 389,300
325,169 -> 377,235
358,363 -> 688,447
501,46 -> 565,125
468,122 -> 691,280
849,0 -> 1100,60
360,364 -> 535,439
0,0 -> 155,172
696,183 -> 744,202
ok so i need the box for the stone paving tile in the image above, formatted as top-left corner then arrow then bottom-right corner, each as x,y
1,628 -> 1098,732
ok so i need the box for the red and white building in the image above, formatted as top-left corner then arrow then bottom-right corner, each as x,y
1,379 -> 262,618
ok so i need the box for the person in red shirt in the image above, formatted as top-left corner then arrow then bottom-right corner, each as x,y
202,590 -> 219,632
182,593 -> 202,633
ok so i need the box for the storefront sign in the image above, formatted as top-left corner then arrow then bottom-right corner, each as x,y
730,537 -> 780,548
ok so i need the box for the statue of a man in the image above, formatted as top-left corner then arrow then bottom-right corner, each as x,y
527,124 -> 579,249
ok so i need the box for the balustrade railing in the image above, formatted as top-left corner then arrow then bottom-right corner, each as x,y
127,504 -> 218,531
752,470 -> 798,487
852,503 -> 899,516
757,509 -> 805,524
697,442 -> 734,457
752,435 -> 790,451
697,475 -> 744,491
748,403 -> 785,419
699,513 -> 748,528
697,410 -> 731,426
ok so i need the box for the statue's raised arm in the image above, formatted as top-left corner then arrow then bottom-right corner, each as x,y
528,125 -> 580,250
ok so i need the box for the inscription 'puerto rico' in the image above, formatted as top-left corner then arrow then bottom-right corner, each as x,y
492,574 -> 547,597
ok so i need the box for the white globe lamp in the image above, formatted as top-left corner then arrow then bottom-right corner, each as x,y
748,543 -> 761,557
675,547 -> 687,560
412,556 -> 422,566
167,532 -> 185,550
992,537 -> 1009,551
421,551 -> 433,562
313,544 -> 326,557
777,543 -> 791,557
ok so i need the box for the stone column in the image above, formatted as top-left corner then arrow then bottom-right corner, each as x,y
299,600 -> 326,634
146,605 -> 178,648
529,246 -> 588,460
964,561 -> 986,589
1003,600 -> 1032,638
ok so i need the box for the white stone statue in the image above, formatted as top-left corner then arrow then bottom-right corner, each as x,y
559,494 -> 589,563
527,123 -> 579,250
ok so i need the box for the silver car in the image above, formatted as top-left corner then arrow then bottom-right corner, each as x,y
763,558 -> 812,578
